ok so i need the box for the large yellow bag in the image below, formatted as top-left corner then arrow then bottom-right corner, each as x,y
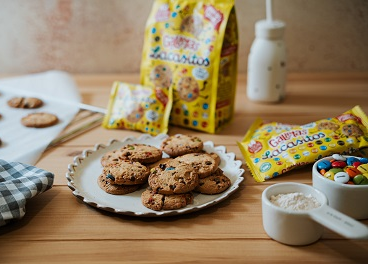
140,0 -> 238,133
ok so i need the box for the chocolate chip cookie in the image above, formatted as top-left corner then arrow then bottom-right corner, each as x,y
21,112 -> 59,128
103,161 -> 150,185
161,134 -> 203,157
97,174 -> 141,195
176,76 -> 200,102
100,149 -> 125,167
141,188 -> 193,211
148,159 -> 198,194
341,124 -> 363,137
175,152 -> 218,178
150,64 -> 172,88
207,152 -> 221,167
194,168 -> 231,195
119,144 -> 162,164
147,158 -> 173,170
8,97 -> 43,108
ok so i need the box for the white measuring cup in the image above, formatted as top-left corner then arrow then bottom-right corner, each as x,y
262,182 -> 368,246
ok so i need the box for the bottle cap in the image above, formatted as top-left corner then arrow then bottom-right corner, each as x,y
255,20 -> 285,39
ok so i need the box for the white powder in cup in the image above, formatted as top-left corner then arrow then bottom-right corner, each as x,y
270,192 -> 321,211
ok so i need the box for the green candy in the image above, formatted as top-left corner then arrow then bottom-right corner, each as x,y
329,168 -> 344,174
353,174 -> 368,185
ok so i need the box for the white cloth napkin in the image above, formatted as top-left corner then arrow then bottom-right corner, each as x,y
0,70 -> 81,165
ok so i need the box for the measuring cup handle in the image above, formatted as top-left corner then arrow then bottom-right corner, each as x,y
309,205 -> 368,240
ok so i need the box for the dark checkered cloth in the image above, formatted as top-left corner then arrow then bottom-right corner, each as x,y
0,159 -> 54,226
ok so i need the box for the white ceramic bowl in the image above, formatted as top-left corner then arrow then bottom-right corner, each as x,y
312,156 -> 368,220
262,182 -> 326,246
262,182 -> 368,246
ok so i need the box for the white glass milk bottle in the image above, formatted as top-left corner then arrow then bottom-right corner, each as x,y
247,19 -> 287,103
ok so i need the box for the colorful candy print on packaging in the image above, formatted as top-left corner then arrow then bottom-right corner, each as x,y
102,82 -> 172,135
238,105 -> 368,182
140,0 -> 238,133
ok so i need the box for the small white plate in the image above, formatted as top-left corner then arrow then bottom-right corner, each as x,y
66,134 -> 244,217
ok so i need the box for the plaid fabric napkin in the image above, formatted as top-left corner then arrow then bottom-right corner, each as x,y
0,159 -> 54,226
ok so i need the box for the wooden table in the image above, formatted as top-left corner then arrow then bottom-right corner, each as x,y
1,73 -> 368,263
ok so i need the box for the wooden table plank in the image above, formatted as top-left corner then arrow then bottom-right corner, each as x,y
1,240 -> 368,263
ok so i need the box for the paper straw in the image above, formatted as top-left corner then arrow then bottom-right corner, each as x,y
266,0 -> 273,22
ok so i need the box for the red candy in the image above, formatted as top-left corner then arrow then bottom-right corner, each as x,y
353,161 -> 362,168
332,161 -> 347,168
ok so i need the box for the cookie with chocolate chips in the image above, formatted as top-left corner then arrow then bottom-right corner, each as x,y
141,188 -> 193,211
100,149 -> 125,167
341,124 -> 363,137
148,159 -> 198,194
119,144 -> 162,164
175,152 -> 218,178
8,97 -> 43,109
194,168 -> 231,195
161,134 -> 203,157
97,174 -> 141,195
21,112 -> 58,128
102,160 -> 150,185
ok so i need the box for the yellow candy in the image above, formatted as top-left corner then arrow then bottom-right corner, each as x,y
324,171 -> 335,180
357,164 -> 368,174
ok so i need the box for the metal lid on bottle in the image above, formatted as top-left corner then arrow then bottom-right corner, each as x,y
255,20 -> 285,39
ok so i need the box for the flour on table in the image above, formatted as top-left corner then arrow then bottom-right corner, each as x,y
270,192 -> 321,211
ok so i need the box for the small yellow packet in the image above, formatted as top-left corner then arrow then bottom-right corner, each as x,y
238,105 -> 368,182
102,82 -> 172,135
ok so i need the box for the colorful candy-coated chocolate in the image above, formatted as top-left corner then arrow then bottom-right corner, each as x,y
329,168 -> 344,174
317,155 -> 368,185
345,167 -> 361,178
332,154 -> 346,161
357,164 -> 368,174
346,157 -> 360,166
324,171 -> 335,180
353,161 -> 362,168
317,160 -> 332,170
334,171 -> 350,183
353,174 -> 368,185
331,160 -> 347,168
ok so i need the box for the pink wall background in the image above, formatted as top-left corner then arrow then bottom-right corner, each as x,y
0,0 -> 367,74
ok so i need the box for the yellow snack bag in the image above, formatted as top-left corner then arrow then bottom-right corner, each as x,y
102,82 -> 172,135
140,0 -> 238,133
238,106 -> 368,182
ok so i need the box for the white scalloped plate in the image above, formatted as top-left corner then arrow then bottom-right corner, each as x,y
66,134 -> 244,217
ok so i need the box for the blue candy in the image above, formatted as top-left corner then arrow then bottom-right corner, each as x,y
317,160 -> 332,170
346,157 -> 360,166
359,157 -> 368,164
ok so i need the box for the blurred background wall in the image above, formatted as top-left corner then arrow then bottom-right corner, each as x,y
0,0 -> 367,74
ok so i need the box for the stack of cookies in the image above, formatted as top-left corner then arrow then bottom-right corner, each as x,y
98,144 -> 163,195
98,134 -> 232,211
